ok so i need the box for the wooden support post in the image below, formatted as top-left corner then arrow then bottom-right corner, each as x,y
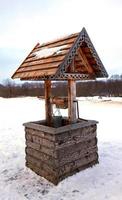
68,79 -> 77,123
45,80 -> 52,126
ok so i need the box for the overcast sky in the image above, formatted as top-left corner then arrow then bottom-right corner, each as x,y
0,0 -> 122,81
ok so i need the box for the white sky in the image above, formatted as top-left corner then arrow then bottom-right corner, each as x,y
0,0 -> 122,80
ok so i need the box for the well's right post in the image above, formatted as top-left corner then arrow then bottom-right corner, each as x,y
68,79 -> 77,123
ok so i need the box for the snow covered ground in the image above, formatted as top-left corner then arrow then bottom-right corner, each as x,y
0,97 -> 122,200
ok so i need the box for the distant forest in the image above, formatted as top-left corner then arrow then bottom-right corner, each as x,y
0,75 -> 122,98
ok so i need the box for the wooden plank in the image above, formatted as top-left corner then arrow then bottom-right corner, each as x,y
78,47 -> 94,74
36,33 -> 79,49
17,61 -> 61,72
17,66 -> 58,74
35,37 -> 76,50
33,43 -> 72,54
17,66 -> 59,73
31,69 -> 57,76
21,58 -> 63,68
68,79 -> 77,123
23,54 -> 66,65
26,49 -> 69,61
14,68 -> 57,78
45,80 -> 52,126
15,69 -> 56,78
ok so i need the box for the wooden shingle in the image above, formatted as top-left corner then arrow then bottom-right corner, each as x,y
12,28 -> 108,80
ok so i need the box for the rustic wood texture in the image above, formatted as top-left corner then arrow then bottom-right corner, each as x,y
78,47 -> 94,74
68,80 -> 77,123
24,120 -> 98,185
12,28 -> 108,80
50,97 -> 68,109
12,33 -> 77,80
45,80 -> 52,126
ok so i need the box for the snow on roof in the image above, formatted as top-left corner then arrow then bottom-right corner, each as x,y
34,45 -> 68,58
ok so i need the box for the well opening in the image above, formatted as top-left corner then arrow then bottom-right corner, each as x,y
33,117 -> 88,128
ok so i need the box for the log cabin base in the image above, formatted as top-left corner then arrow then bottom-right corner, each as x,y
24,118 -> 99,185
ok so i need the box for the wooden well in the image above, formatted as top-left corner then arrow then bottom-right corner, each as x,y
12,27 -> 108,184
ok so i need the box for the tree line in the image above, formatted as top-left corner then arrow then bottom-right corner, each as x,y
0,78 -> 122,98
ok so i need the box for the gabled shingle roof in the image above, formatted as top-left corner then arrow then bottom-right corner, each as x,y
12,28 -> 108,80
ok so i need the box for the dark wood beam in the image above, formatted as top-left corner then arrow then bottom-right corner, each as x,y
68,79 -> 77,123
67,58 -> 77,123
44,80 -> 52,126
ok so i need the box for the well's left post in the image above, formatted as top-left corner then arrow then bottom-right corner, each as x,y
44,80 -> 52,126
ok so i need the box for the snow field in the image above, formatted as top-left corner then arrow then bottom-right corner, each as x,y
0,97 -> 122,200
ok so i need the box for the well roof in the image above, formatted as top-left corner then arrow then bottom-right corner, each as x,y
12,28 -> 108,80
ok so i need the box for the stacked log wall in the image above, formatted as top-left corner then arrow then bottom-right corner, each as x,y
25,120 -> 98,185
